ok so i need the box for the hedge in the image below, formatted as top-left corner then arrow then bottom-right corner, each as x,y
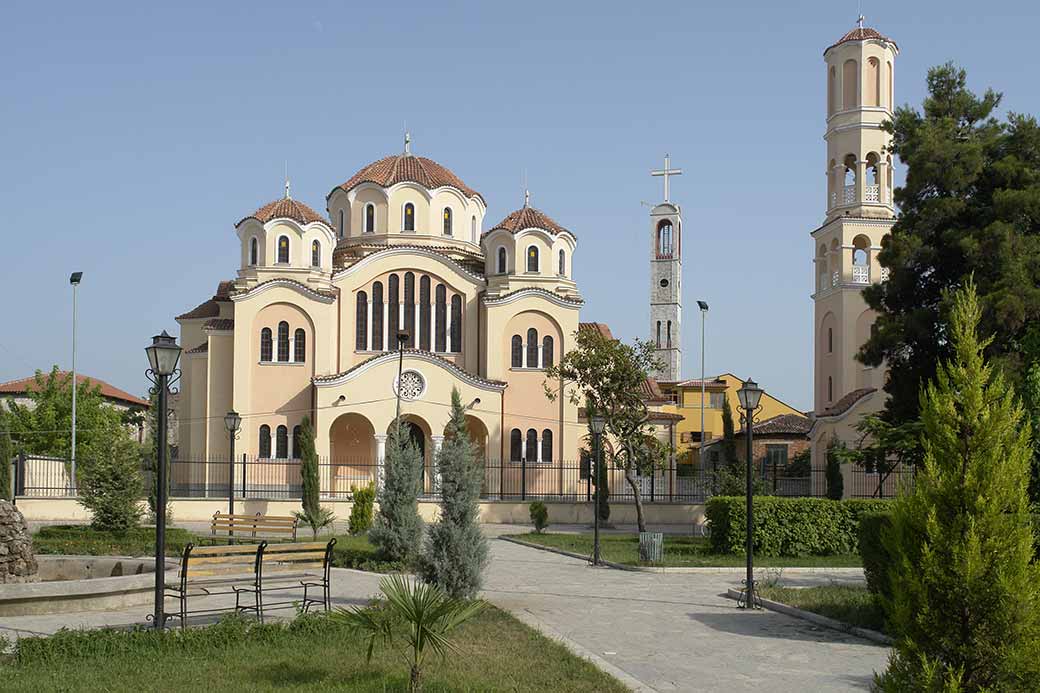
705,496 -> 893,556
857,511 -> 893,598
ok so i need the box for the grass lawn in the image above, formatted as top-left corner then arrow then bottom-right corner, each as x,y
757,584 -> 887,634
0,608 -> 624,692
507,532 -> 863,568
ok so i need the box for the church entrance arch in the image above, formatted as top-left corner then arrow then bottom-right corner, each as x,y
329,412 -> 376,496
462,415 -> 489,494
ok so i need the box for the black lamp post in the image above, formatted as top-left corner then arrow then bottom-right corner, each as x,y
224,410 -> 241,535
394,331 -> 409,440
589,413 -> 607,567
736,377 -> 764,610
145,330 -> 182,630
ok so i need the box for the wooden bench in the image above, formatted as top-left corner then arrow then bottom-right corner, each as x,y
210,511 -> 298,542
165,539 -> 335,627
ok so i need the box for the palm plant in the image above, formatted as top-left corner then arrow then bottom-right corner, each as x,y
333,573 -> 484,692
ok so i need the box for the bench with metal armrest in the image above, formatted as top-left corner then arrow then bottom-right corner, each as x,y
210,511 -> 299,542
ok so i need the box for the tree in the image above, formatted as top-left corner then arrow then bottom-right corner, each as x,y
824,439 -> 844,501
294,416 -> 335,538
0,413 -> 13,500
860,63 -> 1040,425
1022,361 -> 1040,503
545,328 -> 667,533
78,431 -> 143,532
370,428 -> 424,565
720,395 -> 738,467
419,389 -> 488,599
591,428 -> 610,524
877,280 -> 1040,691
834,414 -> 924,498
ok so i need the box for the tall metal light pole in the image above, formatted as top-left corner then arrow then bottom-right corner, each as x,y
224,410 -> 241,529
736,378 -> 763,610
145,331 -> 182,630
696,301 -> 709,453
394,331 -> 409,439
69,271 -> 83,491
589,413 -> 607,567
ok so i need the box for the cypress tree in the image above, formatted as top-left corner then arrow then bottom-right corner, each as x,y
295,416 -> 334,538
721,394 -> 738,467
0,413 -> 13,500
370,426 -> 424,565
419,388 -> 488,598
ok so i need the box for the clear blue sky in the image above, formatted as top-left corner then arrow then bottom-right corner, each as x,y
2,0 -> 1038,409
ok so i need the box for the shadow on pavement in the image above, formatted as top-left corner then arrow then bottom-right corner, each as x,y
686,609 -> 887,646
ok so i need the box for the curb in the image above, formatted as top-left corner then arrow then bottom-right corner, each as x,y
723,588 -> 893,645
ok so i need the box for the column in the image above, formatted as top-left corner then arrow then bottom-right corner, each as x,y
429,295 -> 436,352
399,301 -> 405,332
374,433 -> 387,491
414,298 -> 420,347
366,300 -> 373,351
537,343 -> 544,369
855,159 -> 867,204
383,301 -> 389,352
877,160 -> 890,205
431,434 -> 444,493
536,436 -> 542,463
521,438 -> 527,462
444,296 -> 452,352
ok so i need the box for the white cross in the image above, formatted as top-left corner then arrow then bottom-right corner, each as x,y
651,154 -> 682,202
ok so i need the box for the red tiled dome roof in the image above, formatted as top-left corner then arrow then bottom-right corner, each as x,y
489,206 -> 570,236
827,24 -> 896,53
237,197 -> 327,227
337,154 -> 482,201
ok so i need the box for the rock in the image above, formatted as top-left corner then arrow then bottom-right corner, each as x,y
0,500 -> 38,584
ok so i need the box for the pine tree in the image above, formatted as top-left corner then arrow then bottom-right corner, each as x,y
419,389 -> 488,598
370,426 -> 424,565
1022,362 -> 1040,503
878,280 -> 1040,692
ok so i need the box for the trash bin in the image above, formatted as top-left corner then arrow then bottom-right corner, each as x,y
639,531 -> 664,563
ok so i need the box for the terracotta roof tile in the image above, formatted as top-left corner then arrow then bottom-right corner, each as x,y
176,280 -> 235,320
203,318 -> 234,331
237,197 -> 327,227
827,24 -> 896,53
639,377 -> 670,403
821,388 -> 877,417
488,206 -> 570,236
0,371 -> 149,408
578,322 -> 614,340
186,342 -> 209,354
753,413 -> 812,436
337,154 -> 482,201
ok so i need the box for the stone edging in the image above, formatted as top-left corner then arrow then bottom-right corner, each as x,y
723,587 -> 893,645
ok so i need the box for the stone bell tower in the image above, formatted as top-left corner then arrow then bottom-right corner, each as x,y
649,155 -> 682,381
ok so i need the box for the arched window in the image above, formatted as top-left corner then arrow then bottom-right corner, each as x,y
843,154 -> 857,204
356,291 -> 368,351
667,321 -> 672,348
311,240 -> 321,267
338,209 -> 345,238
404,272 -> 415,347
260,327 -> 272,362
541,429 -> 553,463
542,335 -> 554,368
828,65 -> 836,116
294,328 -> 306,363
277,235 -> 289,264
526,429 -> 538,462
277,321 -> 290,362
403,203 -> 415,232
450,295 -> 462,352
371,281 -> 384,351
842,59 -> 858,110
471,215 -> 477,243
276,425 -> 288,459
435,284 -> 447,352
526,328 -> 539,368
259,425 -> 271,458
442,207 -> 452,236
365,204 -> 375,233
510,429 -> 522,462
657,221 -> 673,258
558,249 -> 566,276
419,276 -> 431,350
249,237 -> 258,265
388,274 -> 400,346
292,425 -> 301,459
497,247 -> 507,274
511,335 -> 523,368
526,246 -> 539,272
866,57 -> 881,107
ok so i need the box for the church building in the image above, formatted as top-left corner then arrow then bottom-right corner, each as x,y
175,139 -> 584,494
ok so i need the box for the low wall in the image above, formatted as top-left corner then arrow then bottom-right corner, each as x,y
13,497 -> 704,528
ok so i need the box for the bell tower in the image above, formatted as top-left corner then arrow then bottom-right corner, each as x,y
812,18 -> 898,413
649,155 -> 682,381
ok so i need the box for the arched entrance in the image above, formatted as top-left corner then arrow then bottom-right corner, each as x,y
329,412 -> 376,496
463,415 -> 489,495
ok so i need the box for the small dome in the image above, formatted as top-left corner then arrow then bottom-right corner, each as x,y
237,197 -> 327,227
489,205 -> 570,236
826,22 -> 896,53
336,153 -> 483,202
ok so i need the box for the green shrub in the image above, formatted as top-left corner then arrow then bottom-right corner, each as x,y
348,482 -> 376,535
825,441 -> 845,500
78,435 -> 144,531
529,501 -> 549,533
32,525 -> 195,557
857,511 -> 893,599
705,496 -> 892,556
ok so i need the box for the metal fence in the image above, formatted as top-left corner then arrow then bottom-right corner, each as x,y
9,453 -> 915,503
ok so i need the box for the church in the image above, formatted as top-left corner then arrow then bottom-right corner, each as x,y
175,140 -> 585,495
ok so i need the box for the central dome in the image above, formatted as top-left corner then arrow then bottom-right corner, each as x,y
337,153 -> 483,202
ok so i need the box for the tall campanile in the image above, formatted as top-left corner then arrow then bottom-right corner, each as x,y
649,155 -> 683,381
813,19 -> 898,414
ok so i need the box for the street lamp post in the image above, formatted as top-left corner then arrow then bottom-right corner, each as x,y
394,331 -> 409,439
696,301 -> 708,453
145,330 -> 182,630
69,272 -> 82,492
736,377 -> 764,610
589,413 -> 607,567
224,410 -> 241,537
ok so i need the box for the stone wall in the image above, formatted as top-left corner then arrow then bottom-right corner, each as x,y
0,500 -> 38,583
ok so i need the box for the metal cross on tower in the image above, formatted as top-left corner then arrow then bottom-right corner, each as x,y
651,154 -> 682,202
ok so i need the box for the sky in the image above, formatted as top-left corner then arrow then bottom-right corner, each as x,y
2,0 -> 1039,410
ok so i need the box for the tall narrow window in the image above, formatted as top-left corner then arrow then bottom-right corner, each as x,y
541,429 -> 553,463
450,295 -> 462,352
526,246 -> 539,272
435,284 -> 447,352
842,59 -> 858,109
828,376 -> 833,402
276,425 -> 288,459
311,240 -> 321,267
365,204 -> 375,233
558,249 -> 566,276
249,237 -> 258,265
442,207 -> 452,236
338,209 -> 345,238
259,425 -> 271,458
657,221 -> 673,258
292,425 -> 301,459
497,247 -> 507,274
404,272 -> 415,347
471,215 -> 477,243
371,282 -> 384,351
656,321 -> 661,348
510,429 -> 522,462
356,291 -> 368,351
403,203 -> 415,232
542,335 -> 554,368
388,274 -> 399,346
419,276 -> 431,350
260,328 -> 273,362
277,321 -> 290,362
828,327 -> 833,353
666,321 -> 672,348
511,335 -> 523,368
526,328 -> 539,368
277,235 -> 289,263
828,65 -> 836,115
866,57 -> 880,107
525,429 -> 538,462
294,329 -> 306,363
